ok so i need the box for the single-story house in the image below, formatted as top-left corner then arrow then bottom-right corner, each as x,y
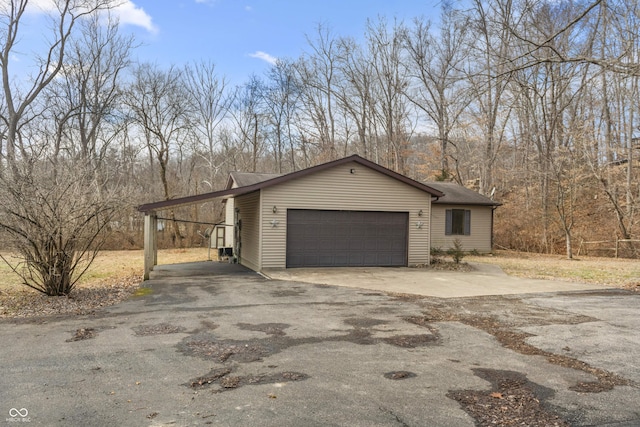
138,155 -> 444,278
424,182 -> 501,253
222,175 -> 501,257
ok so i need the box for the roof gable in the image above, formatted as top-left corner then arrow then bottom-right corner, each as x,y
138,155 -> 444,213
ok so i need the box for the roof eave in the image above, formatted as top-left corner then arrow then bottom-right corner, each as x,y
433,200 -> 502,207
137,187 -> 261,213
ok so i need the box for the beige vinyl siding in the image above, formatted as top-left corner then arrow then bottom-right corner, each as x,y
223,199 -> 235,248
260,161 -> 431,268
223,180 -> 240,248
431,204 -> 493,252
234,191 -> 262,271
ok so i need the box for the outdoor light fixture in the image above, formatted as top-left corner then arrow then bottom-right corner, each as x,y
350,168 -> 356,174
272,206 -> 278,214
418,209 -> 423,217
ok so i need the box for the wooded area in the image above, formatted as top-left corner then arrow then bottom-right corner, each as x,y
0,0 -> 638,293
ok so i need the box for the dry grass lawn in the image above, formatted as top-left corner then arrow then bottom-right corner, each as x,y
0,247 -> 213,318
466,250 -> 640,289
0,247 -> 212,292
1,247 -> 637,292
1,247 -> 638,318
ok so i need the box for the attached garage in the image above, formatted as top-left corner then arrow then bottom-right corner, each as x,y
286,210 -> 409,267
138,155 -> 444,278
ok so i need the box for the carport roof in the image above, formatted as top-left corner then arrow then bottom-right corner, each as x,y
137,155 -> 444,213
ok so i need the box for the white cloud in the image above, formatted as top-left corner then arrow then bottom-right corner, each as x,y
112,1 -> 157,34
249,51 -> 278,65
0,0 -> 157,34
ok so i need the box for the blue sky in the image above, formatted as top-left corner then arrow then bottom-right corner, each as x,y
125,0 -> 443,84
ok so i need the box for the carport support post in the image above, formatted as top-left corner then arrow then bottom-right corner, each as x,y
144,213 -> 158,280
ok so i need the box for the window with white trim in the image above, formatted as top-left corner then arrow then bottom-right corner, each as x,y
445,209 -> 471,236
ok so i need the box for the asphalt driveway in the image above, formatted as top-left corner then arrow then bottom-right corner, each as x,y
1,262 -> 639,426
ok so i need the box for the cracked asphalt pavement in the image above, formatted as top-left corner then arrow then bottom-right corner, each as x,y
1,263 -> 639,426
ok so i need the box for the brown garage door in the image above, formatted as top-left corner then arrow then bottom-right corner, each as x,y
286,210 -> 408,267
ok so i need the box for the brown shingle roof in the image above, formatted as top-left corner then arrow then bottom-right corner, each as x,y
228,171 -> 282,188
426,182 -> 501,206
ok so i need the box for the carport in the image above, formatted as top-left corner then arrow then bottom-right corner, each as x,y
138,184 -> 264,280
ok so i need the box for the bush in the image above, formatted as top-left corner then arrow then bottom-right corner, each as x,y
447,239 -> 465,264
0,164 -> 121,296
431,246 -> 445,257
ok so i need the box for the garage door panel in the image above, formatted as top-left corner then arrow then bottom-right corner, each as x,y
363,240 -> 380,250
391,240 -> 407,251
349,239 -> 365,250
287,255 -> 304,266
286,210 -> 408,267
361,253 -> 378,264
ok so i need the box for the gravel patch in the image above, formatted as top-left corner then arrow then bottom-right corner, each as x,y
66,327 -> 98,342
448,368 -> 569,427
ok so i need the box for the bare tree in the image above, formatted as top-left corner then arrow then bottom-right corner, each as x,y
0,0 -> 113,177
505,0 -> 640,76
183,60 -> 231,189
262,59 -> 300,172
126,63 -> 191,245
40,12 -> 134,180
334,36 -> 375,159
0,1 -> 132,295
365,17 -> 413,173
403,8 -> 471,179
464,0 -> 517,195
228,75 -> 268,172
294,25 -> 340,162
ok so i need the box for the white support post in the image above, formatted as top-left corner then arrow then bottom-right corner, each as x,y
143,213 -> 158,280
